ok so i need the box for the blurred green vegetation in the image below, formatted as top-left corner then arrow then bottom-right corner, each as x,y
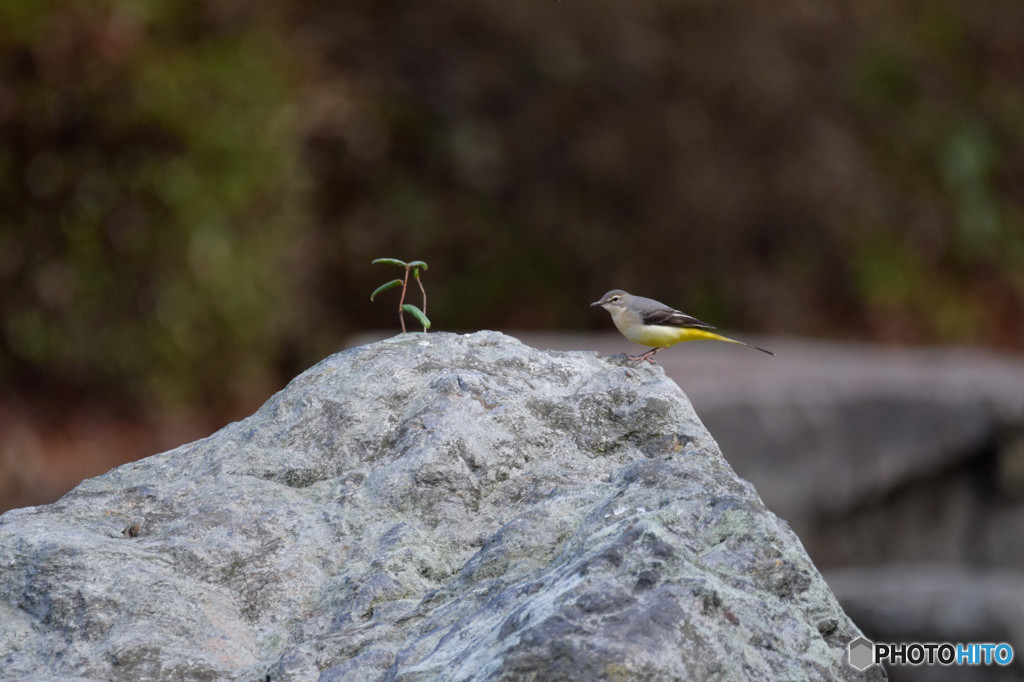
0,0 -> 303,407
2,0 -> 1023,410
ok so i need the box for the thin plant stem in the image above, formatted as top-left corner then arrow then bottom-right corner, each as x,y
398,266 -> 410,333
416,272 -> 427,326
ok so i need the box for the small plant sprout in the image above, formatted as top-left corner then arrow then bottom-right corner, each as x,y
370,258 -> 431,333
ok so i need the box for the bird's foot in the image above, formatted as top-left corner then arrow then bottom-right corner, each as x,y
628,348 -> 664,364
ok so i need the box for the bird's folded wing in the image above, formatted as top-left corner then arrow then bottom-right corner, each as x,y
641,308 -> 716,329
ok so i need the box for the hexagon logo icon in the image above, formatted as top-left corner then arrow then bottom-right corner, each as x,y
848,636 -> 875,670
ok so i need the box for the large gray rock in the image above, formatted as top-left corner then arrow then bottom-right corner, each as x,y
466,334 -> 1024,540
0,331 -> 882,681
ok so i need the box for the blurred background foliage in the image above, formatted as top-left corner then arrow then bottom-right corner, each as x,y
2,0 -> 1024,412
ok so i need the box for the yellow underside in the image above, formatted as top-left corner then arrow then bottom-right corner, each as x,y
620,323 -> 740,349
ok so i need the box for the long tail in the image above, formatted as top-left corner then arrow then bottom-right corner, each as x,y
691,329 -> 776,356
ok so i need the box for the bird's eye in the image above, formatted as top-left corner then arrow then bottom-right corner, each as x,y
611,296 -> 620,302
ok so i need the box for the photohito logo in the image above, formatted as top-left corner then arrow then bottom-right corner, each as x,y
848,636 -> 1014,671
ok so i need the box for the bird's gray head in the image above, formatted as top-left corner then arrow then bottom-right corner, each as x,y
590,289 -> 632,310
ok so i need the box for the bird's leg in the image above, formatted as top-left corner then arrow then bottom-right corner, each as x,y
629,347 -> 665,363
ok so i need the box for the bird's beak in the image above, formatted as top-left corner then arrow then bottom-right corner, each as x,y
590,300 -> 603,307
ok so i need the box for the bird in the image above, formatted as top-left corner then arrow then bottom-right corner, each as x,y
591,289 -> 775,363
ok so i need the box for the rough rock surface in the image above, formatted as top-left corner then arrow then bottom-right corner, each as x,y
471,333 -> 1024,540
0,331 -> 883,681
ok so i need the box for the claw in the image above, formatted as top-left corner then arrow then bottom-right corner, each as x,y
628,347 -> 665,364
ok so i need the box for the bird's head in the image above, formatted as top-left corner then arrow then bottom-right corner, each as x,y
590,289 -> 631,311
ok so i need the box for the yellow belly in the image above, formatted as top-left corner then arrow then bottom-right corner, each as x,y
617,322 -> 723,348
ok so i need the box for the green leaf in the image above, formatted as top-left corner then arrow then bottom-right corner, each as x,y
402,304 -> 431,330
372,258 -> 408,267
370,279 -> 403,301
406,260 -> 428,270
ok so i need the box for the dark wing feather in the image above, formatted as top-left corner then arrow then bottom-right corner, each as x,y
642,307 -> 716,329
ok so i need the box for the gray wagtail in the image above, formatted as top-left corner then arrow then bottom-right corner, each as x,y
591,289 -> 775,363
